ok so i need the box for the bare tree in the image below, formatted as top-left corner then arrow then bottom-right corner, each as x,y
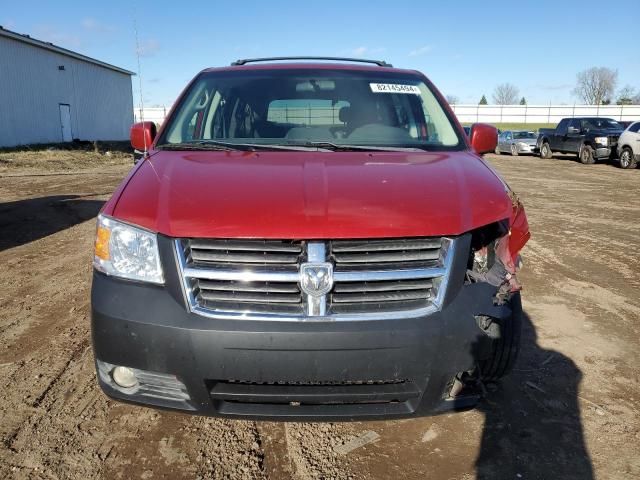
445,95 -> 459,105
616,85 -> 638,105
492,83 -> 519,105
573,67 -> 618,105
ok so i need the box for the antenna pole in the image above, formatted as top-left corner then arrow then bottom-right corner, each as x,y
132,1 -> 147,153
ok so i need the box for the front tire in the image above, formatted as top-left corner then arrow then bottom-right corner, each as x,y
510,144 -> 519,156
479,293 -> 523,382
540,142 -> 552,159
619,147 -> 637,169
579,145 -> 596,164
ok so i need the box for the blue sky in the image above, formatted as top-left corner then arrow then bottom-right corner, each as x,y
2,1 -> 638,107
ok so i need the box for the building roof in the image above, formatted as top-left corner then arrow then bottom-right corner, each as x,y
0,26 -> 135,76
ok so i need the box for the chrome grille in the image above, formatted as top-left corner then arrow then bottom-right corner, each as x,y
180,239 -> 304,315
331,238 -> 441,266
188,239 -> 303,267
176,236 -> 455,321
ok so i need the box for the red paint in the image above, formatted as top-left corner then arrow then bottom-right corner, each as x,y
130,122 -> 157,151
106,63 -> 528,243
509,201 -> 530,257
469,123 -> 498,154
109,150 -> 516,239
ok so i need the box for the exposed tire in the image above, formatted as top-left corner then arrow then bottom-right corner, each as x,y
479,293 -> 523,382
494,146 -> 501,155
540,142 -> 552,159
619,147 -> 637,169
579,144 -> 596,164
510,144 -> 519,156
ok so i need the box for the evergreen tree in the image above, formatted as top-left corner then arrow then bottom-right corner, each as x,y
479,95 -> 488,105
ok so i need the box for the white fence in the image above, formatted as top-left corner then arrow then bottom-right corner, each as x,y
450,104 -> 640,124
134,107 -> 169,124
135,104 -> 640,126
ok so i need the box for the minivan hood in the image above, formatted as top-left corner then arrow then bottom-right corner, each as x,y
110,150 -> 513,239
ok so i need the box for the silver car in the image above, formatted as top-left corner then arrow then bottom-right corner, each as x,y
497,130 -> 537,156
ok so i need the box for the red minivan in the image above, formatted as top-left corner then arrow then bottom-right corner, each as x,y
91,57 -> 529,420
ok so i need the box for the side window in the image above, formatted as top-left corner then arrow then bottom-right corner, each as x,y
569,119 -> 581,131
557,119 -> 569,134
505,132 -> 512,140
631,122 -> 640,133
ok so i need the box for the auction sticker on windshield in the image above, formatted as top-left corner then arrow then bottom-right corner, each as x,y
370,83 -> 420,94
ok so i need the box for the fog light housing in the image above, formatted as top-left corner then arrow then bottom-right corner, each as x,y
112,366 -> 138,389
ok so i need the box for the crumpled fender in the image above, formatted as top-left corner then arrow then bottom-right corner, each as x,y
496,194 -> 530,292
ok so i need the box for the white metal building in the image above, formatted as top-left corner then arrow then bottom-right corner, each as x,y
0,27 -> 135,147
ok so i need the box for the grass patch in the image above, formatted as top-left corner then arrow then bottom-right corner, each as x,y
0,142 -> 133,173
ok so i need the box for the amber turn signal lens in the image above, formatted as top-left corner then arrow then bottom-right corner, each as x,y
94,225 -> 111,260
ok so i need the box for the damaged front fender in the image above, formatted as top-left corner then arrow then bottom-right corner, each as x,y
468,192 -> 530,298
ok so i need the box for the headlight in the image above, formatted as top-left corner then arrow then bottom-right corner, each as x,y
93,214 -> 164,284
594,137 -> 608,146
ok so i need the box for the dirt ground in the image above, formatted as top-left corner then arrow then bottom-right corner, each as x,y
0,152 -> 638,479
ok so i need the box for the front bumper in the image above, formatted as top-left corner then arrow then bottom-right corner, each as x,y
595,146 -> 612,159
516,143 -> 535,154
91,239 -> 518,421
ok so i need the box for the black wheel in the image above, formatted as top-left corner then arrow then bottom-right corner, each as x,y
619,147 -> 637,169
540,142 -> 552,159
479,293 -> 523,382
579,144 -> 596,164
510,144 -> 519,156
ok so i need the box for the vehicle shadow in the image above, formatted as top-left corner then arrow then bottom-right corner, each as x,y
474,310 -> 594,479
0,195 -> 104,251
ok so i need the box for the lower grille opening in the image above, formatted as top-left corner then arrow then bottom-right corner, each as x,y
208,379 -> 419,406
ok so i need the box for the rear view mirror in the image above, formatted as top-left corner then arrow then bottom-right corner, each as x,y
469,123 -> 498,155
130,121 -> 157,152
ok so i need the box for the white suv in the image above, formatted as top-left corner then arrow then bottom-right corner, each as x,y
617,121 -> 640,169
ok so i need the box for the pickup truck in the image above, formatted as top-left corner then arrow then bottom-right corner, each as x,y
536,117 -> 624,164
91,57 -> 530,420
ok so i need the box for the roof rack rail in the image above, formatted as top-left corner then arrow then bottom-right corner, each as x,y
230,56 -> 393,67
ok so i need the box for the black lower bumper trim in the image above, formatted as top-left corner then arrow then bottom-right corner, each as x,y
91,266 -> 517,420
209,380 -> 420,404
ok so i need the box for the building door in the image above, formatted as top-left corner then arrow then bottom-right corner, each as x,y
59,104 -> 72,142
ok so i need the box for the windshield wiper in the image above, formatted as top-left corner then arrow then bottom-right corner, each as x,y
292,141 -> 428,152
158,140 -> 324,152
157,141 -> 238,151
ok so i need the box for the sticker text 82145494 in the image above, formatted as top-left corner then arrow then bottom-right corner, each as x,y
369,83 -> 420,94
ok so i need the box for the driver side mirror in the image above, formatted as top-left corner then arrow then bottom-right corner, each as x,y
130,121 -> 157,151
567,126 -> 580,134
469,123 -> 498,155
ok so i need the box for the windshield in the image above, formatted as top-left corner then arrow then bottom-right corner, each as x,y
581,118 -> 622,130
513,131 -> 536,139
157,69 -> 463,151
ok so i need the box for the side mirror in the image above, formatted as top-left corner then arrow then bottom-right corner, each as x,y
469,123 -> 498,155
130,121 -> 157,151
567,126 -> 580,134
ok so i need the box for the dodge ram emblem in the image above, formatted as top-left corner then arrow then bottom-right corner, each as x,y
300,263 -> 333,297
